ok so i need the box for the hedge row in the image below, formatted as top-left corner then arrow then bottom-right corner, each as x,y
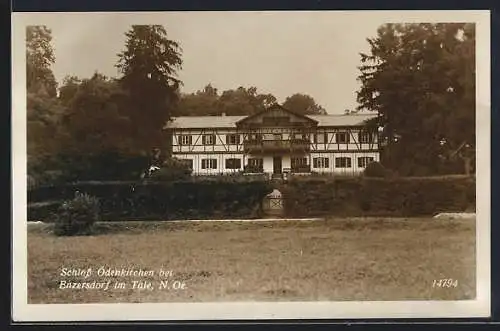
28,175 -> 475,221
28,181 -> 273,221
281,175 -> 475,217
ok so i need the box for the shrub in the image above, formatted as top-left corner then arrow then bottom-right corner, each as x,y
148,158 -> 193,181
54,192 -> 100,236
363,161 -> 390,178
243,164 -> 263,173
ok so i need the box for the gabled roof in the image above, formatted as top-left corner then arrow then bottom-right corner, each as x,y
235,104 -> 318,126
164,112 -> 378,129
165,116 -> 246,129
309,113 -> 377,127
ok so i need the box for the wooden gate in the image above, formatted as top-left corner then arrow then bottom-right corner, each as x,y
263,189 -> 284,217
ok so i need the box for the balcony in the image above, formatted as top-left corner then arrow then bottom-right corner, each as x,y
244,139 -> 310,154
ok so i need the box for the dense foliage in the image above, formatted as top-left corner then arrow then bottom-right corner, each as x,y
363,161 -> 391,178
147,158 -> 193,181
27,25 -> 183,184
282,176 -> 475,217
176,85 -> 327,116
28,180 -> 273,221
357,23 -> 475,176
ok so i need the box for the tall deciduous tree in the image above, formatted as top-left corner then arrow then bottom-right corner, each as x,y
26,25 -> 58,97
356,23 -> 475,175
26,25 -> 63,184
116,25 -> 183,152
282,93 -> 327,115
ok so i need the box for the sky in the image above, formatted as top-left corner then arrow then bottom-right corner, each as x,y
23,11 -> 489,115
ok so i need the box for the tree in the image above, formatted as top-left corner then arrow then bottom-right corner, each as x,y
356,23 -> 475,176
282,93 -> 327,115
56,73 -> 149,180
177,84 -> 220,116
61,73 -> 133,154
26,25 -> 64,184
177,85 -> 278,116
116,25 -> 183,152
58,75 -> 82,106
26,25 -> 58,97
27,91 -> 65,181
217,86 -> 276,116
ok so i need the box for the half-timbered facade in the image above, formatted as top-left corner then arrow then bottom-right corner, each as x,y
164,105 -> 379,176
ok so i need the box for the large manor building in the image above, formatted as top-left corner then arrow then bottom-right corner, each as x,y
164,104 -> 380,176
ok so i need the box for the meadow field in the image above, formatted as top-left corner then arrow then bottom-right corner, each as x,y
27,217 -> 476,303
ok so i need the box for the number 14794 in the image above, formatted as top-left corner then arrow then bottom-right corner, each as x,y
432,279 -> 458,288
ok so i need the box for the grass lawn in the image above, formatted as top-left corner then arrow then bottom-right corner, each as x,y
27,217 -> 476,303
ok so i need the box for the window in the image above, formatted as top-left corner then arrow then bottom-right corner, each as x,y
202,134 -> 216,145
358,157 -> 375,168
201,159 -> 217,169
314,133 -> 328,144
178,135 -> 192,145
336,132 -> 349,144
291,157 -> 308,167
294,132 -> 309,140
248,158 -> 263,168
273,133 -> 283,140
313,157 -> 329,168
225,158 -> 242,169
180,159 -> 193,169
249,133 -> 262,141
335,157 -> 352,168
359,131 -> 372,144
226,134 -> 240,145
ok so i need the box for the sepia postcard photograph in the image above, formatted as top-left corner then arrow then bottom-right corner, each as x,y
11,10 -> 490,321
